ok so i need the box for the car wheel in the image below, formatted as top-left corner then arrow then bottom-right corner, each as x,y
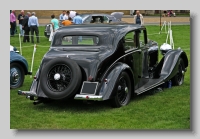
40,58 -> 82,100
10,63 -> 25,89
111,72 -> 132,108
172,58 -> 185,86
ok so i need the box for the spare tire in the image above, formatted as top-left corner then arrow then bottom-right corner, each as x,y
40,58 -> 82,99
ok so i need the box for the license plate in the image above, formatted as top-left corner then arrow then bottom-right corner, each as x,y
80,81 -> 98,95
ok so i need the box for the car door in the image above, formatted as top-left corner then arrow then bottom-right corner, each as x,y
123,30 -> 142,90
137,29 -> 150,88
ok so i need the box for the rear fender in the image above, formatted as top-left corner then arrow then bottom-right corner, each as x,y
98,62 -> 134,100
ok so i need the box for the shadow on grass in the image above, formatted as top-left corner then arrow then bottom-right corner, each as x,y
33,97 -> 112,113
31,87 -> 163,113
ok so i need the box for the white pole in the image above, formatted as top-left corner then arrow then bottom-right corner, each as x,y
166,22 -> 169,44
165,21 -> 167,33
30,44 -> 37,78
19,33 -> 22,55
159,21 -> 166,34
170,29 -> 172,47
169,21 -> 174,49
171,30 -> 174,49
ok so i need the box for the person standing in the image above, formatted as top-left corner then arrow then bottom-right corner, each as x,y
10,10 -> 16,36
62,17 -> 72,26
28,12 -> 39,43
133,10 -> 144,25
67,10 -> 76,20
49,14 -> 59,41
63,12 -> 69,20
73,13 -> 83,41
72,13 -> 83,24
59,10 -> 66,21
59,10 -> 66,26
62,17 -> 73,42
51,14 -> 59,32
18,10 -> 25,36
22,12 -> 31,42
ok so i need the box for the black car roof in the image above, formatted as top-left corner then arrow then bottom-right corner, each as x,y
53,23 -> 146,46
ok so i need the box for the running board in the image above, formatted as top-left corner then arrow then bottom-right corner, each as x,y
135,78 -> 165,95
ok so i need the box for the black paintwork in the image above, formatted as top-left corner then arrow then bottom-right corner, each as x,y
21,23 -> 188,102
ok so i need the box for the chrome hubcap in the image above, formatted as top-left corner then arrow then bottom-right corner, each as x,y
54,73 -> 61,80
10,68 -> 20,84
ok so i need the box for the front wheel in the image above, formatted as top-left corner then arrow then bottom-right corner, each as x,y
10,63 -> 25,89
172,58 -> 185,86
111,72 -> 132,108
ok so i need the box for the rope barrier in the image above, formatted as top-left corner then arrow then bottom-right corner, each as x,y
147,32 -> 166,35
14,45 -> 50,48
19,34 -> 47,37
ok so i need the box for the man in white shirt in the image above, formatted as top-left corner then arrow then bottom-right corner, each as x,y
70,11 -> 76,19
66,11 -> 76,20
63,13 -> 68,20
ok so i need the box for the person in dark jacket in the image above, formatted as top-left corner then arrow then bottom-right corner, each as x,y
18,10 -> 25,36
22,12 -> 31,42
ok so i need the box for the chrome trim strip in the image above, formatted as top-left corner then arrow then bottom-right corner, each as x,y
74,94 -> 103,101
135,81 -> 165,95
100,49 -> 141,81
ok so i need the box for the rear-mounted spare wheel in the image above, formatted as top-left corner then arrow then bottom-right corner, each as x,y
40,58 -> 82,99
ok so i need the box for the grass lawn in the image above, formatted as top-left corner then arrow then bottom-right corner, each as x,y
10,25 -> 190,129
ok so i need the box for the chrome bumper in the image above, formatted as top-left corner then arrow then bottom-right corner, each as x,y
74,94 -> 103,101
18,90 -> 37,97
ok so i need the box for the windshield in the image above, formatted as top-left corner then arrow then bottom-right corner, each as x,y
79,14 -> 89,20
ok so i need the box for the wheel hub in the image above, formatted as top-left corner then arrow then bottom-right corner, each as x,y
118,85 -> 122,91
47,64 -> 72,92
54,73 -> 61,80
11,69 -> 20,83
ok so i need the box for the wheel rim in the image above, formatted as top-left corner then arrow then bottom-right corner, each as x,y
177,63 -> 184,84
10,67 -> 21,86
117,76 -> 129,105
47,64 -> 72,92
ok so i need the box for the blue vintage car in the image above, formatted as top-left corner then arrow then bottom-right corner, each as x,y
10,45 -> 31,89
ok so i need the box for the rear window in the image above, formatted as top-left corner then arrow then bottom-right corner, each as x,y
61,36 -> 99,46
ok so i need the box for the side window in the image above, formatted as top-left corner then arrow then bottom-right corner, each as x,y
103,16 -> 109,23
124,31 -> 137,51
91,16 -> 102,23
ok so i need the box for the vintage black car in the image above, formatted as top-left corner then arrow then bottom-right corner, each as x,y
19,23 -> 188,108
